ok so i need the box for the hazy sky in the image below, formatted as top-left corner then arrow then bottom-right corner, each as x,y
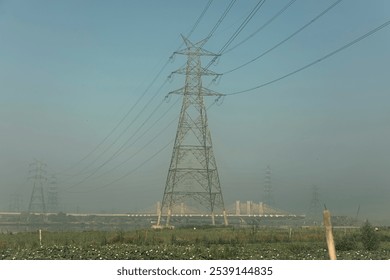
1,0 -> 389,223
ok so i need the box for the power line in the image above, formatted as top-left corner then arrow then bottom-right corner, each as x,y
223,0 -> 343,75
218,0 -> 266,54
76,95 -> 185,185
74,140 -> 174,193
205,0 -> 267,69
63,84 -> 169,190
86,79 -> 169,171
61,60 -> 171,176
226,18 -> 390,96
206,0 -> 237,40
67,75 -> 170,180
90,98 -> 181,180
224,0 -> 297,54
67,99 -> 220,193
187,0 -> 214,39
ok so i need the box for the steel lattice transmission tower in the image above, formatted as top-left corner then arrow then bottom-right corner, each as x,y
28,159 -> 47,213
263,165 -> 274,206
308,185 -> 321,223
157,36 -> 228,227
47,175 -> 59,213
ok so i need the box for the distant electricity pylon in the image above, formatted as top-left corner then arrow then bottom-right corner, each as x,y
28,159 -> 47,213
263,165 -> 274,206
157,36 -> 228,227
47,175 -> 59,213
309,185 -> 321,223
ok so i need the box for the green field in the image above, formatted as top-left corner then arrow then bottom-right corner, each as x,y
1,226 -> 390,260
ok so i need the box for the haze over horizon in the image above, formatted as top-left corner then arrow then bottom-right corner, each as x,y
1,0 -> 389,224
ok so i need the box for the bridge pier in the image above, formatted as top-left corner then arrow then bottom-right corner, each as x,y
235,201 -> 240,215
247,201 -> 251,215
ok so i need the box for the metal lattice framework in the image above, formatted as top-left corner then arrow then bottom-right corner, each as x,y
47,175 -> 59,213
157,36 -> 228,227
263,165 -> 274,206
28,160 -> 47,213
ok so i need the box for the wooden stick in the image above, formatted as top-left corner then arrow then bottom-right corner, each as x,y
39,229 -> 42,246
323,209 -> 337,260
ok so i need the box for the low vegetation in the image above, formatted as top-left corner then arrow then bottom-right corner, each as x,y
1,225 -> 389,260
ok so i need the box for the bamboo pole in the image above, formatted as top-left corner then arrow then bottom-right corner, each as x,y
323,209 -> 337,260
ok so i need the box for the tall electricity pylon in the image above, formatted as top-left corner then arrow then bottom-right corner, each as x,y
263,165 -> 274,206
308,185 -> 321,223
47,175 -> 59,213
157,36 -> 228,227
28,159 -> 47,213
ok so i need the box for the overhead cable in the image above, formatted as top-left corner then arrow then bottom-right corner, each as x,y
67,99 -> 220,193
223,0 -> 343,75
226,19 -> 390,96
187,0 -> 214,39
218,0 -> 266,54
93,98 -> 181,179
205,0 -> 267,70
224,0 -> 297,54
206,0 -> 237,40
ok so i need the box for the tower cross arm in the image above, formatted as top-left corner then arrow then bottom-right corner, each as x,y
171,67 -> 221,77
201,87 -> 225,97
167,87 -> 225,97
173,35 -> 220,57
174,49 -> 220,57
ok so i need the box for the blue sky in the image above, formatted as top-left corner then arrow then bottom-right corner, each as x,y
1,0 -> 389,223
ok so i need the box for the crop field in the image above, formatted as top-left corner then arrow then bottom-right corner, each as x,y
1,226 -> 390,260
